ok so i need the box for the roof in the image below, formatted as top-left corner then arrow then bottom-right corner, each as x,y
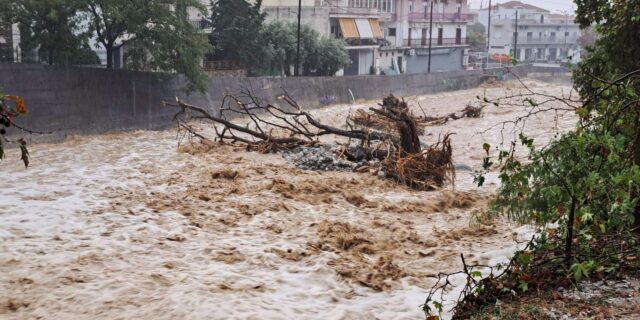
483,1 -> 549,13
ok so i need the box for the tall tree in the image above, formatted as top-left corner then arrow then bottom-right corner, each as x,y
80,0 -> 213,91
573,0 -> 640,224
209,0 -> 265,68
16,0 -> 94,65
467,23 -> 487,50
254,22 -> 349,77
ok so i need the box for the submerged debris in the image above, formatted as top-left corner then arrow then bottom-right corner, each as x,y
282,144 -> 357,171
170,92 -> 469,191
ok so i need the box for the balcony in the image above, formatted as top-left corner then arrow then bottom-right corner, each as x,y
188,19 -> 211,31
403,37 -> 468,48
408,12 -> 473,23
327,7 -> 394,20
516,18 -> 578,26
518,36 -> 579,45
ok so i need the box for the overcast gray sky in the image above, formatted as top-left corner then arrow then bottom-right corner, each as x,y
468,0 -> 576,14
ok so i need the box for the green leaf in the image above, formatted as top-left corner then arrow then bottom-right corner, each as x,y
518,280 -> 528,292
473,173 -> 486,187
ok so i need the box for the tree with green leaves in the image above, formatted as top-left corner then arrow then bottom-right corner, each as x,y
467,22 -> 486,50
209,0 -> 265,69
253,22 -> 349,77
475,0 -> 640,282
423,3 -> 640,316
15,0 -> 97,66
254,21 -> 296,76
315,36 -> 349,76
80,0 -> 212,91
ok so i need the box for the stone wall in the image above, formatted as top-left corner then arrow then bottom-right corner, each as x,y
0,63 -> 553,143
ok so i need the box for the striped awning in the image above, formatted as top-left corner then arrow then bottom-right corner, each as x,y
369,19 -> 383,39
355,19 -> 373,38
339,18 -> 359,39
339,18 -> 383,39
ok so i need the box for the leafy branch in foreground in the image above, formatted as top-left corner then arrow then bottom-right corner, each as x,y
1,93 -> 31,167
424,67 -> 640,318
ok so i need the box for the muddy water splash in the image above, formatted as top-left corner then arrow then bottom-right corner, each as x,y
0,80 -> 575,319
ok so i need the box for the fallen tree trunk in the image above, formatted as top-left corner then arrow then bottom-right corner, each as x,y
166,90 -> 455,191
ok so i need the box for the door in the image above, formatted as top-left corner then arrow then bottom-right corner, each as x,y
421,28 -> 427,46
549,48 -> 557,61
455,28 -> 462,44
437,28 -> 443,45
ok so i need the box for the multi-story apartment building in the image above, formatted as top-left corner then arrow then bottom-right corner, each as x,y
475,1 -> 581,63
188,0 -> 472,75
284,0 -> 472,74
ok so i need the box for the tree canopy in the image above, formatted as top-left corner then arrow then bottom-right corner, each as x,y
467,22 -> 486,50
80,0 -> 213,91
483,0 -> 640,278
209,0 -> 265,68
244,22 -> 349,76
16,0 -> 98,65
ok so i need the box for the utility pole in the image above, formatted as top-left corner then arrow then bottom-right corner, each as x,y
295,0 -> 302,76
427,1 -> 434,72
486,0 -> 492,69
564,11 -> 568,60
513,10 -> 518,61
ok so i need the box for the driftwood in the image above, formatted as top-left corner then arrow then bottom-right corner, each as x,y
418,104 -> 486,125
166,89 -> 392,152
166,90 -> 455,191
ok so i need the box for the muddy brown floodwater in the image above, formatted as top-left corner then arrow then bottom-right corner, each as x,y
0,80 -> 576,319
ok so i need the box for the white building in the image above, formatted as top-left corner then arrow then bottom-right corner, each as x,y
187,0 -> 472,75
475,1 -> 581,63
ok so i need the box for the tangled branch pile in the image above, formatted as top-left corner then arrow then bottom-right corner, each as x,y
166,90 -> 457,190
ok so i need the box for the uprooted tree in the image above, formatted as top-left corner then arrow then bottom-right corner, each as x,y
165,90 -> 484,191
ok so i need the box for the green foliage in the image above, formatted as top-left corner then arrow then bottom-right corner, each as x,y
0,92 -> 30,167
573,0 -> 640,99
467,23 -> 486,50
251,22 -> 349,76
315,36 -> 350,76
16,0 -> 97,66
469,0 -> 640,285
80,0 -> 213,92
210,0 -> 264,68
254,21 -> 296,76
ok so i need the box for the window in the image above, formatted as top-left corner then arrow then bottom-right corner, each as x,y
539,32 -> 543,38
550,32 -> 556,40
346,0 -> 394,13
388,28 -> 396,37
565,31 -> 570,37
526,32 -> 532,40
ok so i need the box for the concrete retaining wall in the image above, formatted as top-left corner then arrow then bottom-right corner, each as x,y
0,63 -> 559,142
